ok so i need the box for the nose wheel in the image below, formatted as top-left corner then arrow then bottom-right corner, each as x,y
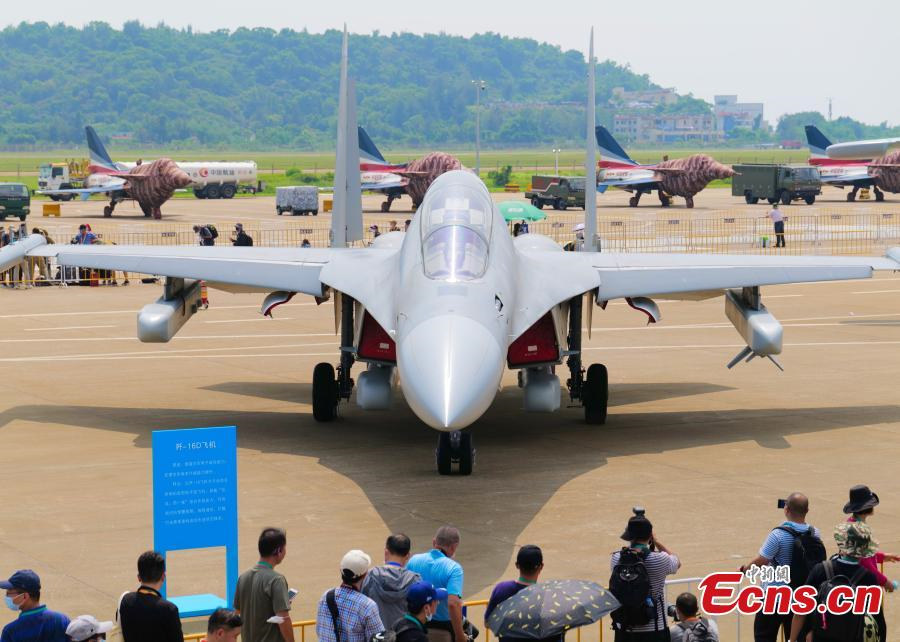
312,362 -> 339,421
583,363 -> 608,424
436,431 -> 474,476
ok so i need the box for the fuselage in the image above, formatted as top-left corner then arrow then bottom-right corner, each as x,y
393,170 -> 517,430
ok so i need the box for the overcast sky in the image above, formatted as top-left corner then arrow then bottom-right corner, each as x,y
4,0 -> 897,126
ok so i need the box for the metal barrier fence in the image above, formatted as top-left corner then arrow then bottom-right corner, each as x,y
179,577 -> 746,642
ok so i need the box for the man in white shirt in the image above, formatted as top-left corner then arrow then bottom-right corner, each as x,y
765,203 -> 785,248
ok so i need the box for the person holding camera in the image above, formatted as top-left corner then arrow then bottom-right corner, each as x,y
668,593 -> 718,642
609,511 -> 681,642
740,493 -> 824,642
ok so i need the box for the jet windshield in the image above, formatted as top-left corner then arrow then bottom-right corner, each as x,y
420,182 -> 493,282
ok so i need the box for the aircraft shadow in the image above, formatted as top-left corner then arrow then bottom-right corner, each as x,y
2,389 -> 897,593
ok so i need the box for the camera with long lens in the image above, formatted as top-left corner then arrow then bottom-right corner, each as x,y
667,605 -> 678,621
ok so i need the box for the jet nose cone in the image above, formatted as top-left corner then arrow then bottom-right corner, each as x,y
397,315 -> 504,430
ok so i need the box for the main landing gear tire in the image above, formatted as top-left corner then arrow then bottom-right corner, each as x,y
628,196 -> 638,207
103,205 -> 113,217
847,191 -> 857,202
312,362 -> 338,422
436,431 -> 474,476
875,189 -> 885,202
583,363 -> 609,425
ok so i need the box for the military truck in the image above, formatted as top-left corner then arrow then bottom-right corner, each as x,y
525,176 -> 586,210
732,164 -> 821,205
0,183 -> 30,221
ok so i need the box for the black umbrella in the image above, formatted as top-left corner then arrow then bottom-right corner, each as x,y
486,580 -> 620,639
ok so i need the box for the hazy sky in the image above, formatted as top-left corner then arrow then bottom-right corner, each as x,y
4,0 -> 898,126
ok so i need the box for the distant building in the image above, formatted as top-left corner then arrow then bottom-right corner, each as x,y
610,86 -> 678,109
612,113 -> 722,144
714,95 -> 766,133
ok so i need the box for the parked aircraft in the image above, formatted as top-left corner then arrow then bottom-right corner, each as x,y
595,126 -> 734,208
37,126 -> 192,218
5,31 -> 899,475
358,126 -> 463,212
805,125 -> 900,201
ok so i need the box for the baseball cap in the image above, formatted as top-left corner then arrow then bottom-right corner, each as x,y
620,516 -> 653,541
66,615 -> 114,641
407,581 -> 448,612
340,550 -> 371,579
0,569 -> 40,593
572,223 -> 585,232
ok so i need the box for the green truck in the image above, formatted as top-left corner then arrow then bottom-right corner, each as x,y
525,175 -> 586,210
732,164 -> 821,205
0,183 -> 30,221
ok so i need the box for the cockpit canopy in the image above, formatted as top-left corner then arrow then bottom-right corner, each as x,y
420,177 -> 493,282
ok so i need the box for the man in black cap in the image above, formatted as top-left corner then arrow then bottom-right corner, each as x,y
1,569 -> 70,641
609,515 -> 680,641
484,545 -> 559,642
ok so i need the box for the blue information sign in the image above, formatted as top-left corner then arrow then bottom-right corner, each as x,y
152,426 -> 238,618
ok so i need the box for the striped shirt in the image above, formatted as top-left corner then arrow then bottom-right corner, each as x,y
759,522 -> 821,587
316,586 -> 384,642
610,549 -> 680,632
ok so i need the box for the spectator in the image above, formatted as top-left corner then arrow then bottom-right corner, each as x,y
204,608 -> 243,642
65,615 -> 113,642
512,223 -> 522,237
609,515 -> 680,642
301,239 -> 312,248
789,521 -> 885,642
484,545 -> 558,642
404,220 -> 411,232
234,527 -> 294,642
407,527 -> 465,642
193,225 -> 215,246
564,224 -> 585,252
362,534 -> 421,628
316,550 -> 384,642
370,225 -> 381,239
117,551 -> 183,642
74,225 -> 96,245
390,582 -> 448,642
763,203 -> 785,248
389,221 -> 400,232
740,492 -> 823,642
668,593 -> 718,642
233,223 -> 253,247
0,569 -> 69,642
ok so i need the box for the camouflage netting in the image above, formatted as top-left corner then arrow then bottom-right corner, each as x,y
656,155 -> 735,198
871,151 -> 900,194
404,152 -> 464,207
122,159 -> 192,219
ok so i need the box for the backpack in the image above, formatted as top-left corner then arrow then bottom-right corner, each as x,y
609,547 -> 655,628
775,525 -> 826,588
678,618 -> 718,642
812,560 -> 868,641
206,224 -> 219,239
371,616 -> 418,642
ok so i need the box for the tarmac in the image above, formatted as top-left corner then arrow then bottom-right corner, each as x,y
2,193 -> 900,639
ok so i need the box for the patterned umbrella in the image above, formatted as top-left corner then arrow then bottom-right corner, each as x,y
486,580 -> 620,639
499,201 -> 547,222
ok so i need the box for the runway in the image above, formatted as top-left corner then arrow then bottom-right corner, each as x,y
1,272 -> 899,637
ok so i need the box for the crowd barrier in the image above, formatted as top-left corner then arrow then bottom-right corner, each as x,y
179,578 -> 748,642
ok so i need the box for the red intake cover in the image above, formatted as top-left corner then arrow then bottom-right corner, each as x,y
357,311 -> 396,363
507,312 -> 559,367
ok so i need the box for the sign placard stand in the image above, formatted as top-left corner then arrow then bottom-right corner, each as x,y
152,426 -> 238,618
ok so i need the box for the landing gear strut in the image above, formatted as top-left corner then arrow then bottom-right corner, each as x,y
565,294 -> 609,424
436,431 -> 474,476
847,186 -> 859,202
312,293 -> 355,422
875,187 -> 885,202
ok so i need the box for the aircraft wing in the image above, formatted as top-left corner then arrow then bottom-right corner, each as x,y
819,171 -> 871,186
598,175 -> 660,188
37,183 -> 125,196
361,176 -> 407,191
16,237 -> 392,296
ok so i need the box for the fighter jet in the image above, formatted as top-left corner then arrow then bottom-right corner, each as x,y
595,126 -> 735,208
4,30 -> 899,475
37,126 -> 192,219
806,125 -> 900,202
358,126 -> 463,212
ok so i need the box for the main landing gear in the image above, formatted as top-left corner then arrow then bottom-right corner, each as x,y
312,293 -> 356,422
565,294 -> 609,424
436,431 -> 475,476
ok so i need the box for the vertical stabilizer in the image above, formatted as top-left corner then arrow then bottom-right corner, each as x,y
85,126 -> 118,172
358,126 -> 387,164
332,26 -> 364,247
583,29 -> 597,252
805,125 -> 833,158
595,125 -> 636,165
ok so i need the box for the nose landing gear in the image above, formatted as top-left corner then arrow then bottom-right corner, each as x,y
436,431 -> 474,476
